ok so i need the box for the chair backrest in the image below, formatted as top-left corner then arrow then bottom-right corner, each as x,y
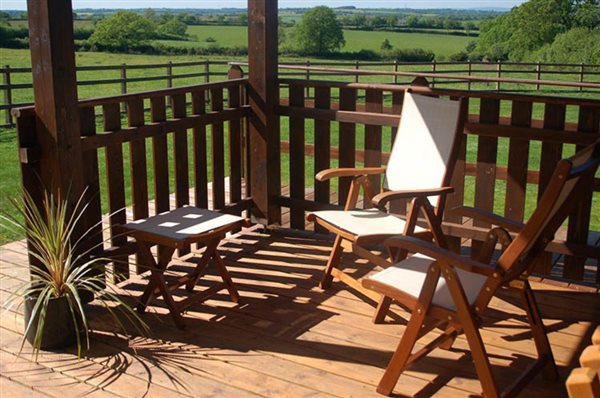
498,140 -> 600,278
384,92 -> 467,209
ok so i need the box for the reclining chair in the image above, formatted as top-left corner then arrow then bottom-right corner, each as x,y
362,140 -> 600,397
308,91 -> 467,319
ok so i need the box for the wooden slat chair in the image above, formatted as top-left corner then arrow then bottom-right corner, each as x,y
361,140 -> 600,397
307,91 -> 467,314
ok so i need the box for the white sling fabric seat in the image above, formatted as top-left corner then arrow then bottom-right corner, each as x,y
312,208 -> 426,240
367,253 -> 487,311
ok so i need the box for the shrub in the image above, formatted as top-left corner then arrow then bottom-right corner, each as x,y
385,48 -> 435,62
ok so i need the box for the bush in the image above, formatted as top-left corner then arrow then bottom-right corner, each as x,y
385,48 -> 435,62
535,27 -> 600,64
0,24 -> 28,48
448,51 -> 469,61
89,11 -> 155,51
205,37 -> 216,43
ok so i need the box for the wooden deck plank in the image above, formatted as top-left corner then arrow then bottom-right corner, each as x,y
0,224 -> 595,398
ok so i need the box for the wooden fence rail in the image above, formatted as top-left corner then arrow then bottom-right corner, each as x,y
3,59 -> 599,127
277,77 -> 600,286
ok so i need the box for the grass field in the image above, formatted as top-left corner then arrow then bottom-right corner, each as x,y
0,47 -> 598,244
154,26 -> 472,58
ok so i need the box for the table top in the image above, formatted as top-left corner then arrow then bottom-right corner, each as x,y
121,207 -> 245,246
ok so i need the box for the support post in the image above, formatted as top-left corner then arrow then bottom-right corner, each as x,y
3,65 -> 12,126
496,60 -> 502,91
167,61 -> 173,88
467,60 -> 472,91
27,0 -> 84,204
247,0 -> 281,226
579,63 -> 585,92
536,61 -> 541,90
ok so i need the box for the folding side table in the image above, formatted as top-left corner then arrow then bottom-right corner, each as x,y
121,206 -> 249,329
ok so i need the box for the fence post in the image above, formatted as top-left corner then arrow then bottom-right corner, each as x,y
204,60 -> 210,84
467,60 -> 472,91
306,60 -> 310,98
536,61 -> 541,91
431,60 -> 436,88
496,60 -> 502,91
355,60 -> 360,83
579,63 -> 584,92
120,63 -> 127,113
2,65 -> 12,126
166,61 -> 173,88
393,60 -> 398,84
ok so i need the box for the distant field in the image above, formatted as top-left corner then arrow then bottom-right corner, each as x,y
155,26 -> 471,58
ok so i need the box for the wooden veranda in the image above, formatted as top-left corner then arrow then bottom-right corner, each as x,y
2,0 -> 600,397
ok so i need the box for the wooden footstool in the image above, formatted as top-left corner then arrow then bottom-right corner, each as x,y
121,207 -> 249,329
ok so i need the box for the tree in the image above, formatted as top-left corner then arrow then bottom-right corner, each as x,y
381,38 -> 393,51
536,27 -> 600,63
89,11 -> 155,50
294,6 -> 345,54
158,18 -> 188,37
573,0 -> 600,29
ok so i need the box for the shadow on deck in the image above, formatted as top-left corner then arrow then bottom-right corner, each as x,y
1,227 -> 598,397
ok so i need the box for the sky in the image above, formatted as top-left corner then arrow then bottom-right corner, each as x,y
1,1 -> 527,11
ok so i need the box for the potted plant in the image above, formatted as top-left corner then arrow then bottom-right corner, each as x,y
1,189 -> 149,357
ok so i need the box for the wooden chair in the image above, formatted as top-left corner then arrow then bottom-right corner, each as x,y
361,140 -> 600,397
307,91 -> 467,317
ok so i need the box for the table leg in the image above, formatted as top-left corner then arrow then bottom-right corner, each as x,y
185,239 -> 219,292
214,252 -> 240,303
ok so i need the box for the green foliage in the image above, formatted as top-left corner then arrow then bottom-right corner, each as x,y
475,0 -> 600,61
384,48 -> 435,62
1,190 -> 149,358
380,38 -> 393,51
89,11 -> 156,50
157,18 -> 188,38
536,27 -> 600,63
294,6 -> 345,54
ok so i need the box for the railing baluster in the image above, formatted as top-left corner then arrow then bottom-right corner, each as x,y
338,88 -> 357,204
314,86 -> 331,232
210,87 -> 226,211
192,90 -> 208,209
364,89 -> 383,199
228,85 -> 242,212
289,83 -> 306,229
150,96 -> 170,215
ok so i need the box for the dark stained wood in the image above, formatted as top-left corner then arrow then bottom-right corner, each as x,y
504,100 -> 532,222
338,88 -> 357,204
79,106 -> 104,262
314,86 -> 331,233
170,93 -> 190,209
191,91 -> 208,209
211,88 -> 226,210
228,84 -> 243,212
445,114 -> 468,253
289,84 -> 306,230
364,89 -> 384,196
472,98 -> 500,257
103,102 -> 128,281
150,96 -> 170,215
247,0 -> 281,225
564,106 -> 599,281
26,0 -> 84,204
538,103 -> 566,202
127,98 -> 149,222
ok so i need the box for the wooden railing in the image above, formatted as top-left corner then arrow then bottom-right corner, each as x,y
277,77 -> 600,285
15,78 -> 251,280
3,59 -> 599,127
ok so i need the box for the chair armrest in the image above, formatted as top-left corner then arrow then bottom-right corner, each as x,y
372,187 -> 455,208
385,235 -> 499,277
450,206 -> 524,233
315,167 -> 386,182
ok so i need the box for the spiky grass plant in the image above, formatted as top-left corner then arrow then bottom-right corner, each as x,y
1,189 -> 150,358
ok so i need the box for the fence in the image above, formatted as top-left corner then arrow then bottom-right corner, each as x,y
3,59 -> 599,127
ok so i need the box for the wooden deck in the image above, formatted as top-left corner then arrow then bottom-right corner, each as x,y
1,226 -> 598,398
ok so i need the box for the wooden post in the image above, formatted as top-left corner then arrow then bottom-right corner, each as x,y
579,63 -> 585,92
120,63 -> 127,113
355,60 -> 360,83
536,61 -> 541,90
431,60 -> 436,88
306,60 -> 311,98
2,65 -> 12,126
205,60 -> 210,83
496,60 -> 502,91
393,60 -> 398,84
166,61 -> 173,88
27,0 -> 84,203
467,60 -> 472,91
247,0 -> 281,226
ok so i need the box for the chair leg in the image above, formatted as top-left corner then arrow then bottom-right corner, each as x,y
438,323 -> 459,351
373,296 -> 393,324
459,311 -> 501,398
320,235 -> 344,290
376,309 -> 426,396
520,280 -> 558,381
